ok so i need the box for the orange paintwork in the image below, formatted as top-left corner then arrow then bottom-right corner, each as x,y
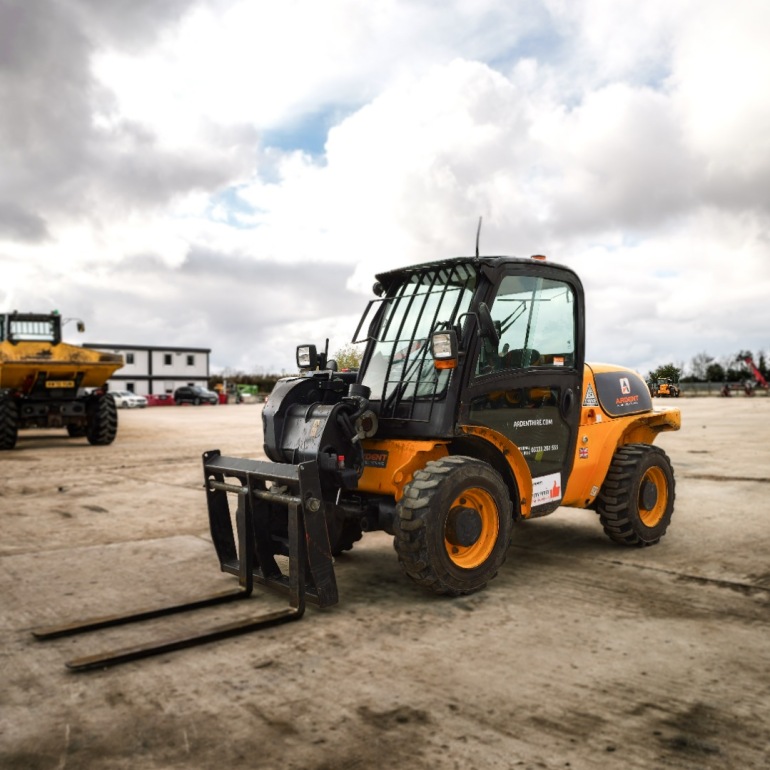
357,439 -> 449,501
444,486 -> 498,568
638,466 -> 669,526
458,424 -> 533,519
562,365 -> 681,508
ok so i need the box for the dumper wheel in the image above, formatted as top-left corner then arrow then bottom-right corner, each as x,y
86,394 -> 118,446
394,456 -> 513,596
596,444 -> 675,547
0,396 -> 19,450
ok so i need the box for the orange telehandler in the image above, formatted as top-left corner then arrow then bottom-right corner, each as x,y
35,255 -> 681,670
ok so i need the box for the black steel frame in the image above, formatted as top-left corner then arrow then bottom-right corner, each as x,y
354,261 -> 476,422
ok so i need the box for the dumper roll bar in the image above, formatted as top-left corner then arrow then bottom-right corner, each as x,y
32,451 -> 338,671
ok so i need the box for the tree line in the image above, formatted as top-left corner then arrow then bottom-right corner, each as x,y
649,350 -> 768,385
207,371 -> 283,394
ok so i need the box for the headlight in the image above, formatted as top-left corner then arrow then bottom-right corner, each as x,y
296,344 -> 318,370
430,330 -> 458,369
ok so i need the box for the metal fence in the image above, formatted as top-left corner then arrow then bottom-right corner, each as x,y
668,382 -> 769,397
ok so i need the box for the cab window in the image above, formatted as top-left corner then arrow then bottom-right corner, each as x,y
476,275 -> 576,376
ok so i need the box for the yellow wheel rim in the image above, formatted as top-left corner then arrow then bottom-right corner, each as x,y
639,466 -> 668,527
444,487 -> 499,569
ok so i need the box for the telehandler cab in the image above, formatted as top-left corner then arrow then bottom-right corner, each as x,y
35,255 -> 681,670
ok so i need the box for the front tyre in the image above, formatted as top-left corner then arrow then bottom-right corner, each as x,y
394,456 -> 513,596
596,444 -> 675,547
86,393 -> 118,445
0,396 -> 19,450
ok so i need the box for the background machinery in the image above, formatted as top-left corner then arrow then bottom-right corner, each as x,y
651,377 -> 680,398
744,356 -> 769,391
0,311 -> 123,450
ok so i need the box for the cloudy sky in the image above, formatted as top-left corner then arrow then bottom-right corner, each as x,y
2,0 -> 769,377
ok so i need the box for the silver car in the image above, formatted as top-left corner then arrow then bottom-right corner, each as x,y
111,390 -> 148,409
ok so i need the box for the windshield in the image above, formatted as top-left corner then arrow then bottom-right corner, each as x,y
355,262 -> 477,406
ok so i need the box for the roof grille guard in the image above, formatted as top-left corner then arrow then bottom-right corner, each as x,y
354,262 -> 476,421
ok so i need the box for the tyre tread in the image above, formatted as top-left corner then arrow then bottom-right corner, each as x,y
596,443 -> 675,547
0,397 -> 19,450
393,456 -> 513,596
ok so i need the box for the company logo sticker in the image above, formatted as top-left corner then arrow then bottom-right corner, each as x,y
614,376 -> 641,407
363,450 -> 389,469
532,473 -> 562,506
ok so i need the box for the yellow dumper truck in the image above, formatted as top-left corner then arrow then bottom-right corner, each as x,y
0,311 -> 123,450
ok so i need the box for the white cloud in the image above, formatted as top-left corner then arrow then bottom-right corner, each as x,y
543,0 -> 688,85
671,0 -> 770,192
91,0 -> 545,139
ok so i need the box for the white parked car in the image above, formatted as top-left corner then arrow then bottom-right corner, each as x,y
111,390 -> 148,409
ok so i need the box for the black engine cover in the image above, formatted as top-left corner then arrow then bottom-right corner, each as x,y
262,373 -> 364,491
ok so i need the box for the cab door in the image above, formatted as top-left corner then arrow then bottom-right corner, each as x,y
460,265 -> 584,516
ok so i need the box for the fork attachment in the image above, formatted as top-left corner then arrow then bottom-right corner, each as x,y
32,452 -> 337,671
203,450 -> 338,608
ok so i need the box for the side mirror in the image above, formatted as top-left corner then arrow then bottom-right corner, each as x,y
477,302 -> 499,347
297,344 -> 318,370
430,330 -> 458,370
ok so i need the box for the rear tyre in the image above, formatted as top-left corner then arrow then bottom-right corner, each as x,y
86,394 -> 118,445
596,444 -> 675,547
394,456 -> 513,596
0,397 -> 19,450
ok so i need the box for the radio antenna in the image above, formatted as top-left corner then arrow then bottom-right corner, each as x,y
475,216 -> 482,258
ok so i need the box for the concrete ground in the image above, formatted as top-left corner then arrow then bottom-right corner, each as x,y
0,397 -> 768,769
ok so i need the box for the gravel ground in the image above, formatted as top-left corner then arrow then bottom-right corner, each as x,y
1,397 -> 769,770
